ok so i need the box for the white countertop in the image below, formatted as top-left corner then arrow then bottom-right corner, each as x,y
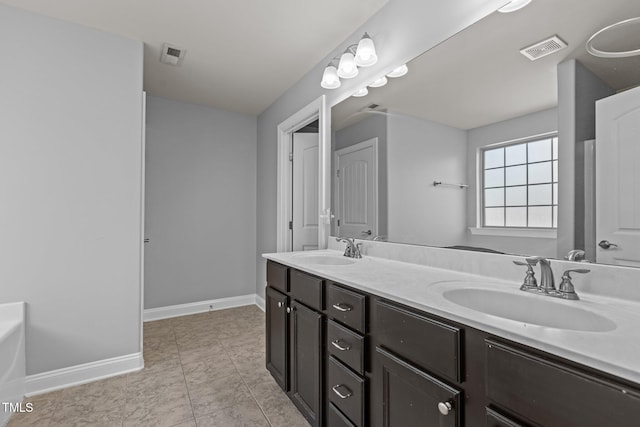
263,249 -> 640,385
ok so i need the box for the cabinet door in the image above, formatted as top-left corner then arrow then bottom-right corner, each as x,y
289,300 -> 323,427
376,347 -> 461,427
266,286 -> 288,390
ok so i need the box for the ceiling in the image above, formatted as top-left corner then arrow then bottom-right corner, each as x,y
0,0 -> 389,115
333,0 -> 640,130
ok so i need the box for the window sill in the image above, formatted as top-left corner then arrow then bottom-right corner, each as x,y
468,227 -> 557,239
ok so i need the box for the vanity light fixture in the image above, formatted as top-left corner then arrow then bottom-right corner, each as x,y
386,64 -> 408,78
369,76 -> 388,88
355,33 -> 378,67
337,49 -> 359,79
498,0 -> 532,13
320,64 -> 341,89
352,87 -> 369,97
321,33 -> 378,88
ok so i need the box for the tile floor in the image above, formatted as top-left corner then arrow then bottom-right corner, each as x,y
7,305 -> 310,427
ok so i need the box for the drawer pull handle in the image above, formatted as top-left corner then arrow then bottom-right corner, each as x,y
332,303 -> 352,312
332,384 -> 352,399
437,400 -> 453,416
331,340 -> 351,351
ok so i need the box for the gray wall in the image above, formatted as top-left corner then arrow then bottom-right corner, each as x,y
334,114 -> 388,238
0,5 -> 143,375
465,108 -> 559,257
387,114 -> 467,246
255,0 -> 506,298
144,96 -> 257,309
557,60 -> 614,257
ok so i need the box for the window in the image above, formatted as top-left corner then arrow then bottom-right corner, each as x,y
481,135 -> 558,228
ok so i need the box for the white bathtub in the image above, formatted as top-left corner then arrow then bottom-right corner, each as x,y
0,302 -> 25,427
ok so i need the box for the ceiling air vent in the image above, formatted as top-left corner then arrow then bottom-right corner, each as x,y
520,35 -> 567,61
160,43 -> 186,66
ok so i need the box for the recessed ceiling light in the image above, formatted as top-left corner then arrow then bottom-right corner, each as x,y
498,0 -> 532,13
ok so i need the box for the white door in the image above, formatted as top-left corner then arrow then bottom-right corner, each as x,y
595,85 -> 640,267
335,138 -> 378,239
292,132 -> 319,251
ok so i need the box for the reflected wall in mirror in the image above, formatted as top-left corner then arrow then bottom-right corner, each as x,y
330,0 -> 640,265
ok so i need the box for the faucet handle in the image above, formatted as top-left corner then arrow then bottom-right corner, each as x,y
558,269 -> 590,300
564,268 -> 590,275
513,260 -> 538,290
525,256 -> 545,265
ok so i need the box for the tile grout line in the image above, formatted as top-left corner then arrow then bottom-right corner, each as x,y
173,323 -> 199,427
227,344 -> 274,427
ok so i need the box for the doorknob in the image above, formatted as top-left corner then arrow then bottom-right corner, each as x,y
598,240 -> 618,249
361,230 -> 372,236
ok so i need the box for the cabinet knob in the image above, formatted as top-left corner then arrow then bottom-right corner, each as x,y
286,307 -> 292,314
277,301 -> 284,308
332,303 -> 352,312
437,401 -> 453,416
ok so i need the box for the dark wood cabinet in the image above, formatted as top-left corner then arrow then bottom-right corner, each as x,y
486,407 -> 528,427
375,346 -> 461,427
486,339 -> 640,427
265,261 -> 640,427
265,286 -> 288,390
289,300 -> 324,427
266,261 -> 325,427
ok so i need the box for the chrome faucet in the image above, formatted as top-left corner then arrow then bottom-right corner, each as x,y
565,249 -> 589,262
513,256 -> 590,300
526,256 -> 555,293
336,237 -> 362,259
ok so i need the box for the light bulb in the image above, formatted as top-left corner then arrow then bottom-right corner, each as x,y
386,64 -> 408,78
369,76 -> 388,88
352,87 -> 368,97
321,65 -> 341,89
338,51 -> 358,79
355,33 -> 377,67
498,0 -> 532,13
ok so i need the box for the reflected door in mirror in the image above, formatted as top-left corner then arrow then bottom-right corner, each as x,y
596,85 -> 640,267
335,138 -> 378,239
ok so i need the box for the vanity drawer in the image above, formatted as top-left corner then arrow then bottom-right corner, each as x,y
327,283 -> 366,333
327,319 -> 365,375
266,261 -> 288,293
375,299 -> 461,383
328,356 -> 365,427
289,269 -> 324,311
328,403 -> 356,427
486,339 -> 640,427
486,407 -> 529,427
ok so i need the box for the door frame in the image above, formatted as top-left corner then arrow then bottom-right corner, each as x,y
276,95 -> 331,252
334,137 -> 379,237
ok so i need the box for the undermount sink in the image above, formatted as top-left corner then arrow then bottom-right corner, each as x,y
441,286 -> 616,332
293,253 -> 356,266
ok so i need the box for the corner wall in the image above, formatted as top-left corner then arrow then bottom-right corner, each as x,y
0,4 -> 144,377
557,60 -> 614,257
144,96 -> 257,310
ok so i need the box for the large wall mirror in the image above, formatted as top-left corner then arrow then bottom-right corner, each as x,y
330,0 -> 640,265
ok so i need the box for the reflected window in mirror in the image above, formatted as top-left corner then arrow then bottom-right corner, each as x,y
481,135 -> 558,229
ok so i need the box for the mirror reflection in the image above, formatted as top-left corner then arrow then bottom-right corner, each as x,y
330,0 -> 640,265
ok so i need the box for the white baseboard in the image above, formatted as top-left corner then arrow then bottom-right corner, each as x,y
255,294 -> 265,312
144,294 -> 258,322
25,352 -> 143,397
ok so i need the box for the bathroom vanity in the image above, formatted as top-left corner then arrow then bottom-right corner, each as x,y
263,249 -> 640,427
